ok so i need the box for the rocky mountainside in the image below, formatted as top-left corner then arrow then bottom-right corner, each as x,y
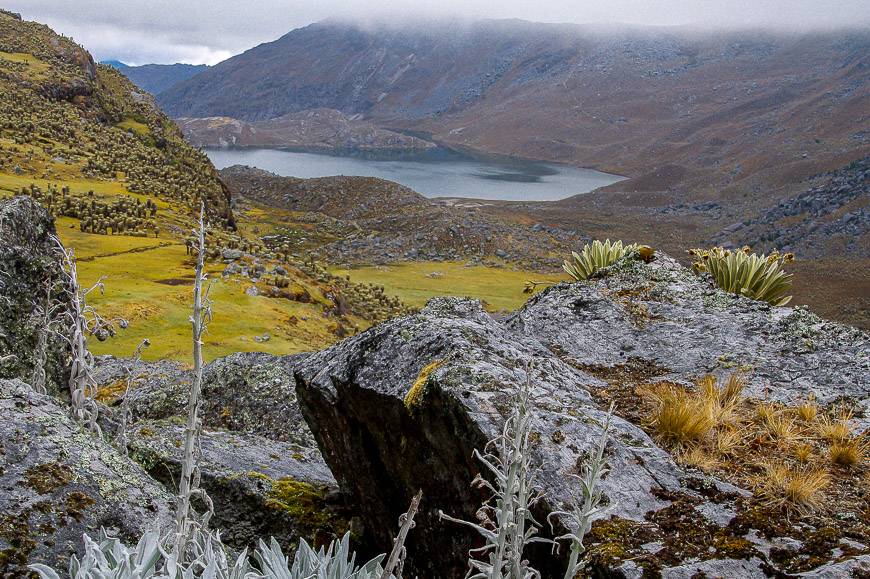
712,156 -> 869,259
177,108 -> 435,150
155,18 -> 870,327
3,193 -> 868,577
220,164 -> 575,268
104,60 -> 209,96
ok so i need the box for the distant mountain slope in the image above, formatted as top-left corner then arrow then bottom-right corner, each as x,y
159,20 -> 868,194
177,109 -> 434,150
105,60 -> 208,95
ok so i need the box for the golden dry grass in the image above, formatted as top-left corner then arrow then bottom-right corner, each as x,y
829,437 -> 868,467
639,373 -> 866,514
818,410 -> 854,442
793,443 -> 814,464
757,461 -> 830,514
795,397 -> 818,422
642,383 -> 715,445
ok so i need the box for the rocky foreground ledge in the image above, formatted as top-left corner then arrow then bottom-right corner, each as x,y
294,255 -> 869,577
1,197 -> 868,577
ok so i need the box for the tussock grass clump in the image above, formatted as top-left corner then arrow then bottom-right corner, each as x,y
688,246 -> 794,306
642,383 -> 715,445
761,412 -> 799,447
795,397 -> 818,422
563,239 -> 638,281
757,462 -> 830,514
817,410 -> 854,442
793,443 -> 814,464
828,437 -> 868,467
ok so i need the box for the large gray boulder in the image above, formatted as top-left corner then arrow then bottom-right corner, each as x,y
103,351 -> 314,445
0,196 -> 69,397
0,379 -> 172,576
294,254 -> 870,577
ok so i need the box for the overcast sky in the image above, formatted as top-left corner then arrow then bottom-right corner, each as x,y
7,0 -> 870,65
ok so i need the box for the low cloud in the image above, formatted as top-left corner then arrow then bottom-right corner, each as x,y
7,0 -> 870,65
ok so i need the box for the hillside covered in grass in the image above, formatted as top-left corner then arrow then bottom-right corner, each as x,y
0,11 -> 567,362
0,9 -> 232,225
0,10 -> 409,361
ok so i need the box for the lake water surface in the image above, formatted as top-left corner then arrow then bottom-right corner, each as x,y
207,147 -> 624,201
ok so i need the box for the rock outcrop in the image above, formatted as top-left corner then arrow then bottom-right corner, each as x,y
509,254 -> 870,425
94,352 -> 343,551
295,254 -> 870,577
0,196 -> 69,397
127,420 -> 341,551
98,352 -> 314,445
0,379 -> 172,576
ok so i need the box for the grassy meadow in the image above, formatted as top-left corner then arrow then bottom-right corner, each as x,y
330,262 -> 567,312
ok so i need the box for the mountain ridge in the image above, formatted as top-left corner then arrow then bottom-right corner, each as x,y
104,60 -> 209,95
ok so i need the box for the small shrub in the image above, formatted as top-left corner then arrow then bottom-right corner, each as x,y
563,239 -> 637,281
688,246 -> 794,306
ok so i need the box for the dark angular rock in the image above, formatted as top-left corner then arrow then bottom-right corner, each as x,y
295,297 -> 689,577
0,196 -> 69,397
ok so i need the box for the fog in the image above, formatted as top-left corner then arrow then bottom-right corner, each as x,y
6,0 -> 870,65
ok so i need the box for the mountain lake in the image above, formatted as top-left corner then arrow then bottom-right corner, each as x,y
206,147 -> 625,201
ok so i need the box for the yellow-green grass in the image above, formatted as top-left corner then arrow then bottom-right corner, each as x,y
115,118 -> 150,137
0,169 -> 174,211
0,51 -> 49,75
58,235 -> 343,363
330,261 -> 568,312
55,216 -> 166,258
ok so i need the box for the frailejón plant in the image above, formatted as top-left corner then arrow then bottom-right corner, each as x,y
380,490 -> 423,579
116,338 -> 150,456
563,239 -> 637,281
173,203 -> 215,557
30,522 -> 412,578
29,277 -> 61,395
440,365 -> 549,579
53,235 -> 126,434
688,246 -> 794,306
548,404 -> 614,579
